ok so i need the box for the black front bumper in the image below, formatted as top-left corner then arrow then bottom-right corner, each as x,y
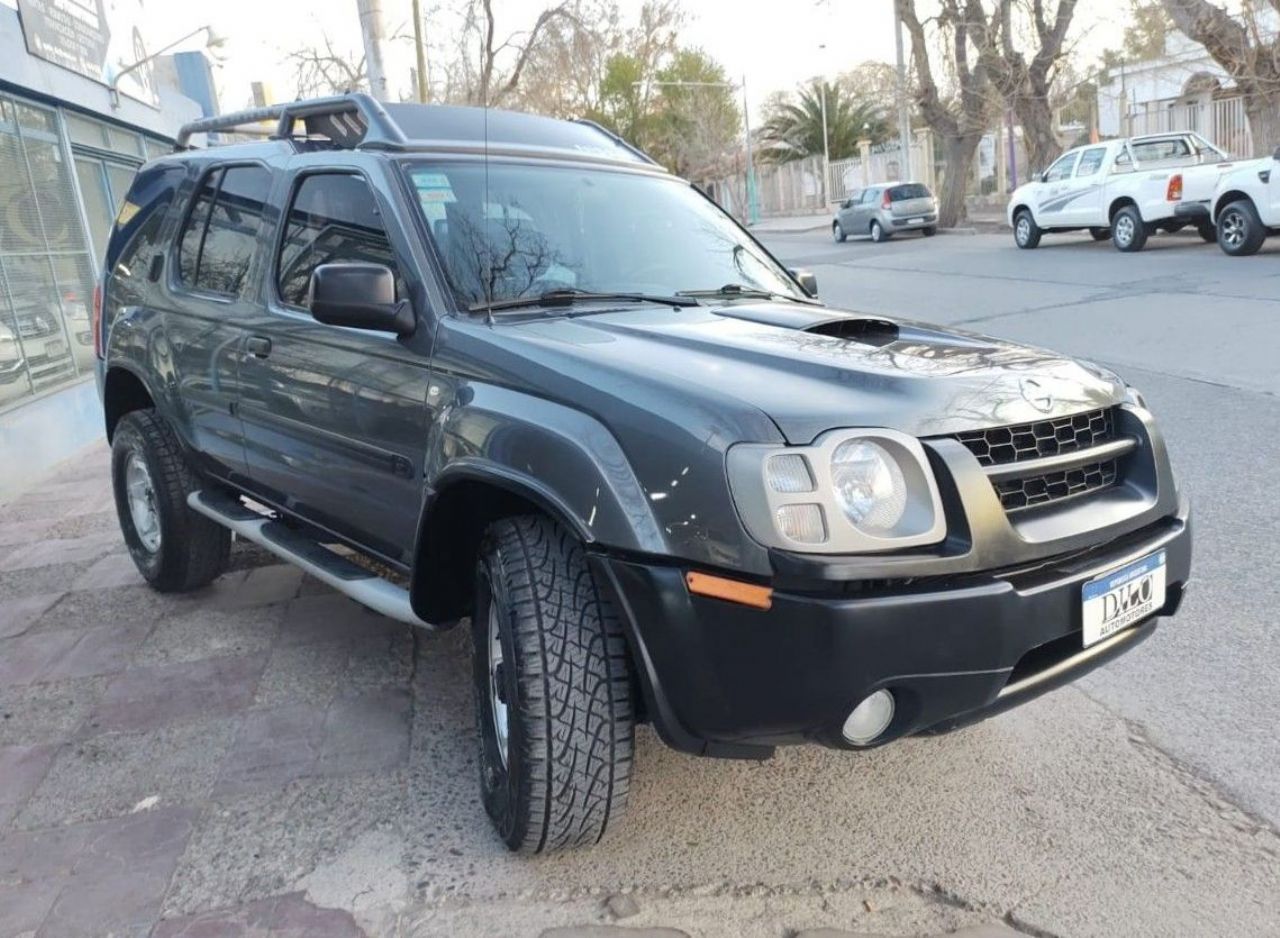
592,506 -> 1190,760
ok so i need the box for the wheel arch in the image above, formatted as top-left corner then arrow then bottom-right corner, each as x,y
1108,196 -> 1139,222
103,365 -> 156,442
1213,189 -> 1254,222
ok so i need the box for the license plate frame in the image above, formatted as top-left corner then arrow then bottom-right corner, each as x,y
1081,550 -> 1167,647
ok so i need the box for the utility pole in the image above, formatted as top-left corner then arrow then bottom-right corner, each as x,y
743,74 -> 759,225
892,1 -> 913,177
356,0 -> 391,100
411,0 -> 428,103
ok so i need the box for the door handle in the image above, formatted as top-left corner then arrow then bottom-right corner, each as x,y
246,336 -> 272,359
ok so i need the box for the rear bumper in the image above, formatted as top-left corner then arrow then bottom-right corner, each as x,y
592,504 -> 1190,759
890,214 -> 937,229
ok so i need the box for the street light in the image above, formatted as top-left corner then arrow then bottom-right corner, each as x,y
630,78 -> 759,225
817,45 -> 831,208
108,25 -> 225,109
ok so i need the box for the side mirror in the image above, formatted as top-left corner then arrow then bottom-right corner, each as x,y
841,198 -> 853,209
308,263 -> 414,336
789,268 -> 818,298
1039,170 -> 1049,183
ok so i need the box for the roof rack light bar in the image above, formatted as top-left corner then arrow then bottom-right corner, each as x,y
175,93 -> 407,151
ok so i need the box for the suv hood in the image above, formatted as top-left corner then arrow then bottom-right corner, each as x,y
509,302 -> 1124,444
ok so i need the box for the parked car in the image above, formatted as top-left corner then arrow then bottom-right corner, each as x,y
1209,145 -> 1280,255
833,182 -> 938,242
0,321 -> 23,385
98,94 -> 1191,853
1007,132 -> 1259,251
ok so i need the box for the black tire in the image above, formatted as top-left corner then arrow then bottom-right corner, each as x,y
1111,205 -> 1149,252
472,515 -> 634,853
1196,221 -> 1217,243
1089,227 -> 1110,241
1217,200 -> 1266,256
870,219 -> 889,243
1013,209 -> 1041,249
832,221 -> 846,243
922,226 -> 937,237
111,409 -> 230,592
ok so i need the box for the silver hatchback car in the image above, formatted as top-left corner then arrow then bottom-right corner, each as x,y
833,181 -> 938,243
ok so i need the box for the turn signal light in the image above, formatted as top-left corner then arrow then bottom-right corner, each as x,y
686,571 -> 773,610
1166,173 -> 1183,202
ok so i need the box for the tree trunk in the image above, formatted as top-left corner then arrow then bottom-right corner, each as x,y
1244,92 -> 1280,157
938,133 -> 982,228
1015,91 -> 1060,176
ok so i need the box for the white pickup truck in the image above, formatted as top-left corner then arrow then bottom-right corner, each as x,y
1209,146 -> 1280,255
1007,132 -> 1260,252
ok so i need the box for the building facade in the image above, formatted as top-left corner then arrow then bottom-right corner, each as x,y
0,0 -> 208,494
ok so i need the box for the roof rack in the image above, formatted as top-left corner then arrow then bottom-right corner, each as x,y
174,93 -> 407,151
572,118 -> 659,166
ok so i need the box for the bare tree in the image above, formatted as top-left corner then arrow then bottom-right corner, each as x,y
1161,0 -> 1280,154
287,35 -> 368,98
895,0 -> 998,227
446,0 -> 579,106
979,0 -> 1080,173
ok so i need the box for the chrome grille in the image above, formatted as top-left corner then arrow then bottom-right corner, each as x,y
954,408 -> 1128,513
956,408 -> 1115,467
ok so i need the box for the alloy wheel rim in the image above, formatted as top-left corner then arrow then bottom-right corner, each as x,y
833,223 -> 841,241
124,452 -> 161,553
1115,215 -> 1134,245
872,223 -> 881,241
1222,212 -> 1244,247
1016,217 -> 1030,243
487,602 -> 510,770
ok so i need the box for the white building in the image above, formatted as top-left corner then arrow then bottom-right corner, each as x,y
1097,5 -> 1277,157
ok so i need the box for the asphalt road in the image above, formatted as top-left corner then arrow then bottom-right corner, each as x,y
759,224 -> 1280,832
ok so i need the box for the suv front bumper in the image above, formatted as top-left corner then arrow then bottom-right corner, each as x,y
591,501 -> 1190,759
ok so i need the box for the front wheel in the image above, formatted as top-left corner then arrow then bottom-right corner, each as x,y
472,515 -> 635,853
1089,227 -> 1110,242
832,220 -> 846,243
1111,206 -> 1149,252
111,410 -> 230,592
1013,210 -> 1041,249
1217,200 -> 1266,256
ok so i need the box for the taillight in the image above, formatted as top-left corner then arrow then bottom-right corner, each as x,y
1166,173 -> 1183,202
882,189 -> 892,209
91,283 -> 103,358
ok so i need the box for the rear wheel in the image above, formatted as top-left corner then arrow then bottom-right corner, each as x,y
1089,227 -> 1110,241
832,220 -> 846,243
1217,200 -> 1266,256
1111,206 -> 1149,252
1196,221 -> 1217,243
472,515 -> 634,853
111,410 -> 230,592
870,219 -> 888,243
1013,209 -> 1041,249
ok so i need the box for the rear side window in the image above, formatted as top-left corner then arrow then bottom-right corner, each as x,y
1075,147 -> 1107,176
860,188 -> 879,204
276,173 -> 398,308
888,183 -> 930,201
175,165 -> 273,296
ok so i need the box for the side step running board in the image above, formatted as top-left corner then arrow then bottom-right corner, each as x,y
187,490 -> 435,629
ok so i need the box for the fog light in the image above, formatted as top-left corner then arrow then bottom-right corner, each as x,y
842,689 -> 895,745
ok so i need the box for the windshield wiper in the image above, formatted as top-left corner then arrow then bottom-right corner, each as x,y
677,283 -> 790,301
471,288 -> 698,314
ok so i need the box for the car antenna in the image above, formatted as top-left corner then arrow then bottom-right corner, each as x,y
483,97 -> 494,326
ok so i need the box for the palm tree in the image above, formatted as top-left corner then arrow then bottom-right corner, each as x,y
759,81 -> 891,163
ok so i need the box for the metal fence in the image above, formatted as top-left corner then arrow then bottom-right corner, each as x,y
1125,94 -> 1254,157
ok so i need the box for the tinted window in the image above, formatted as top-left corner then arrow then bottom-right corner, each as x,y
175,165 -> 272,296
1075,148 -> 1107,176
888,183 -> 930,201
1044,152 -> 1078,182
277,173 -> 398,308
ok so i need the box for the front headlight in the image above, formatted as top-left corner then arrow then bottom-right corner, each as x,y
729,428 -> 946,553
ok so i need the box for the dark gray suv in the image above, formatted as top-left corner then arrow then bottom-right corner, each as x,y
96,94 -> 1191,853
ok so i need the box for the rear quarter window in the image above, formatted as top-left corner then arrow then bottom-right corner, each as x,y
103,164 -> 184,334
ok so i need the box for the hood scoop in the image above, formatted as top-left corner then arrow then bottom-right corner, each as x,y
804,316 -> 899,347
713,304 -> 900,347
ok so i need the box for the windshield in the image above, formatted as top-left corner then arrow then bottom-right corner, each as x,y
404,161 -> 806,309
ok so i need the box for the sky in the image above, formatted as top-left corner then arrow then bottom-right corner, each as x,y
4,0 -> 1135,119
